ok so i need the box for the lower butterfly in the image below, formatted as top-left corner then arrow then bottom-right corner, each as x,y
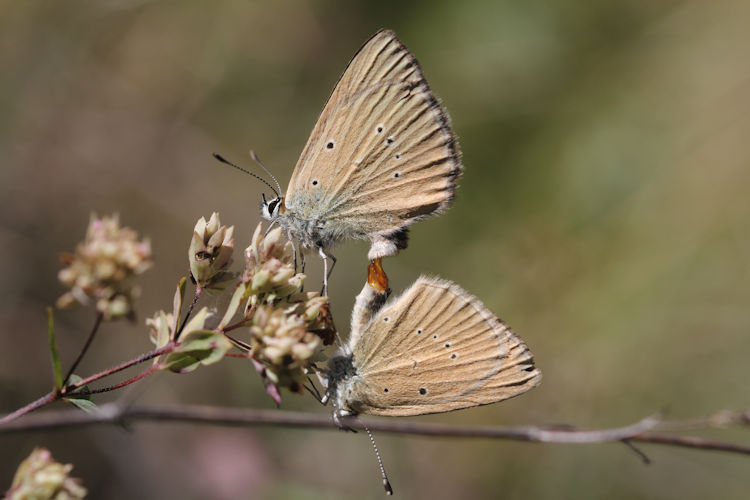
325,276 -> 541,418
319,265 -> 541,493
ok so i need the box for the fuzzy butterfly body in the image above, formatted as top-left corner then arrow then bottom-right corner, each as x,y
264,29 -> 462,276
326,277 -> 541,418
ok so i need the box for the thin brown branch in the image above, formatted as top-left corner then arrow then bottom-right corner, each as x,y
1,404 -> 749,458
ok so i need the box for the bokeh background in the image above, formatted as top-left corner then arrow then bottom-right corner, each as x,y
2,1 -> 750,498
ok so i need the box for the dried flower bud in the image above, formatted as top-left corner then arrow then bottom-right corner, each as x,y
284,292 -> 337,346
189,213 -> 234,288
56,214 -> 151,320
146,310 -> 174,349
5,448 -> 87,500
243,224 -> 300,301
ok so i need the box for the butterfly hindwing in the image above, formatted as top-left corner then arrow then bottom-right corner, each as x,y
345,277 -> 541,416
285,30 -> 462,238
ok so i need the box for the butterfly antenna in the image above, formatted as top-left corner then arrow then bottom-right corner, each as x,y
213,153 -> 279,197
249,150 -> 283,198
360,419 -> 393,496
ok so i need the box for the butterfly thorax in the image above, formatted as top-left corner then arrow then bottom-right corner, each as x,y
275,193 -> 364,251
325,353 -> 366,417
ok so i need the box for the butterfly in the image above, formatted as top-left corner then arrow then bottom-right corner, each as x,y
324,276 -> 541,419
255,29 -> 462,293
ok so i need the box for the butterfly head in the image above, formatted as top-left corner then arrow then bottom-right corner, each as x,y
260,193 -> 284,220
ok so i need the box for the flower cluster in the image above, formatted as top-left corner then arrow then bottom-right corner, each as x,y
143,220 -> 335,400
57,214 -> 152,320
228,223 -> 336,395
248,304 -> 323,391
5,448 -> 86,500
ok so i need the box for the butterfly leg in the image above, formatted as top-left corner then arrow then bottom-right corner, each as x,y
304,375 -> 324,403
287,229 -> 298,273
318,247 -> 337,296
327,253 -> 337,278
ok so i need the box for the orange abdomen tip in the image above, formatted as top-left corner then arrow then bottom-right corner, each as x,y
368,258 -> 389,293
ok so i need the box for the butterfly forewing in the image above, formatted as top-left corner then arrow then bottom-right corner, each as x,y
286,29 -> 461,236
346,277 -> 541,416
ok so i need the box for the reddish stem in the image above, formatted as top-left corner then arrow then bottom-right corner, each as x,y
221,320 -> 250,333
0,392 -> 57,425
69,365 -> 162,397
1,344 -> 176,424
64,343 -> 175,393
223,332 -> 252,351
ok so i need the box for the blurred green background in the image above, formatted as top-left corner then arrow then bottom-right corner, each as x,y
2,0 -> 749,498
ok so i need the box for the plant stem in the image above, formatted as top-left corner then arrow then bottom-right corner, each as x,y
70,365 -> 162,396
220,320 -> 250,333
0,392 -> 57,425
63,311 -> 104,386
63,343 -> 175,393
0,344 -> 177,424
174,285 -> 202,341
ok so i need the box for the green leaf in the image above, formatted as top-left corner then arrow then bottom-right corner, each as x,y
219,283 -> 246,329
67,397 -> 99,414
171,277 -> 187,336
46,307 -> 63,389
177,306 -> 210,341
64,374 -> 99,415
162,330 -> 232,373
151,312 -> 172,365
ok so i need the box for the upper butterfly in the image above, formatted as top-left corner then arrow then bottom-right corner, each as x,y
257,29 -> 462,291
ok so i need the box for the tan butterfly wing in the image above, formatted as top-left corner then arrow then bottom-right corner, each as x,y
285,30 -> 462,237
343,277 -> 541,417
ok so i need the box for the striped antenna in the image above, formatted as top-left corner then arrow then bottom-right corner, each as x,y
361,419 -> 393,495
213,153 -> 279,197
249,150 -> 283,197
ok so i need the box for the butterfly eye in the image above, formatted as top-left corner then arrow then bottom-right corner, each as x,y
444,342 -> 451,348
267,199 -> 279,215
311,179 -> 319,186
383,388 -> 389,393
416,328 -> 422,335
385,136 -> 395,145
392,172 -> 401,179
383,316 -> 390,323
432,334 -> 438,340
450,353 -> 458,360
418,387 -> 428,395
394,153 -> 402,160
325,140 -> 335,150
376,124 -> 384,134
